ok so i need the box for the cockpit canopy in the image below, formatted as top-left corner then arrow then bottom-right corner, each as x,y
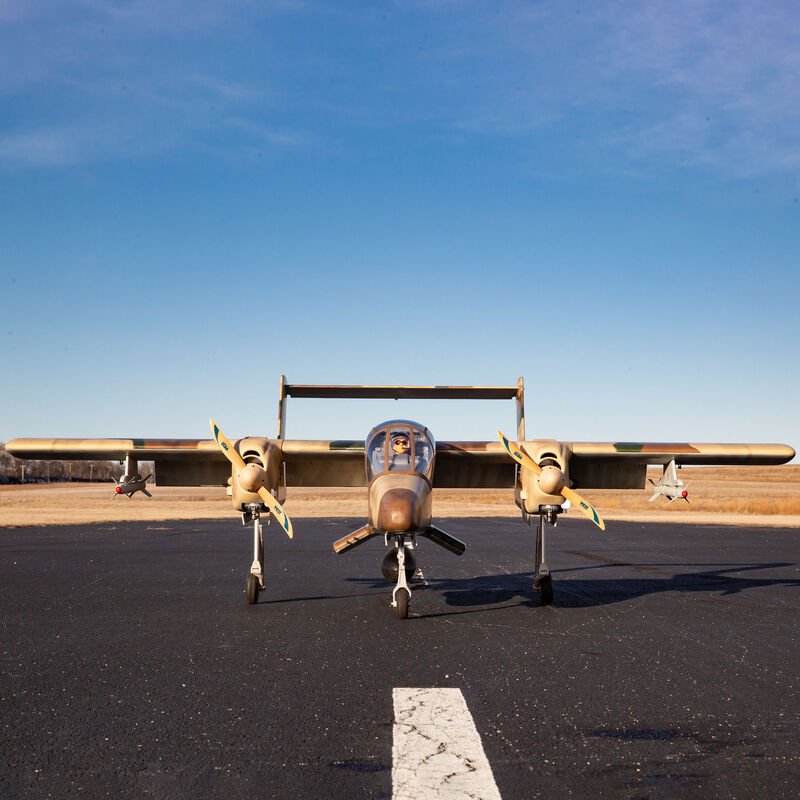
365,420 -> 435,481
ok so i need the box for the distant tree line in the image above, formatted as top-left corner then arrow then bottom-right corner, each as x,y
0,442 -> 154,485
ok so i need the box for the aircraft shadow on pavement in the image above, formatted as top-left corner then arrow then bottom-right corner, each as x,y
550,561 -> 800,609
345,572 -> 539,615
344,561 -> 800,615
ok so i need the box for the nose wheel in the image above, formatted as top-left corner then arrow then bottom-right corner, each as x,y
246,572 -> 260,604
395,587 -> 409,619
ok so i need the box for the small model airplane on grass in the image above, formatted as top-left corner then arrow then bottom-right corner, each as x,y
7,378 -> 794,618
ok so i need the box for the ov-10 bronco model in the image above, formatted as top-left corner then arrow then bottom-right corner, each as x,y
7,378 -> 795,619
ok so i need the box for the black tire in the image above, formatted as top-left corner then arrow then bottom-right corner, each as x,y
396,587 -> 409,620
538,575 -> 553,606
381,548 -> 417,583
246,573 -> 260,605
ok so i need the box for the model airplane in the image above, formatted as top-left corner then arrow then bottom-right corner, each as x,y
6,378 -> 795,618
114,472 -> 152,498
647,459 -> 690,503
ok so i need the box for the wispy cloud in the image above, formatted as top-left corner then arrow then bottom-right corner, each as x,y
0,128 -> 83,166
0,121 -> 184,166
374,0 -> 800,178
587,1 -> 800,175
0,0 -> 312,166
1,0 -> 797,178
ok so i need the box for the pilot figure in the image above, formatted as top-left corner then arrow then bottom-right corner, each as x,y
389,434 -> 411,470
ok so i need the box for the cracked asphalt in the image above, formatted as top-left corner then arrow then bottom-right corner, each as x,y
2,516 -> 799,799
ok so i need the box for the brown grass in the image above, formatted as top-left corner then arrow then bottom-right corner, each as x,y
1,465 -> 798,528
583,466 -> 800,516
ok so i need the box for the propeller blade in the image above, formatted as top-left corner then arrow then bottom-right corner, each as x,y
560,485 -> 605,530
210,417 -> 246,470
257,486 -> 293,539
497,431 -> 605,531
210,418 -> 294,539
497,431 -> 541,475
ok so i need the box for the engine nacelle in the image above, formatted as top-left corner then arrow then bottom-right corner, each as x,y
227,437 -> 285,510
514,440 -> 572,515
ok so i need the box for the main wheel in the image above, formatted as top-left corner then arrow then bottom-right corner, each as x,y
538,575 -> 553,606
395,587 -> 409,619
246,573 -> 260,605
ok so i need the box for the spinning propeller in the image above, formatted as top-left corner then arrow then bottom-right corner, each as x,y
498,431 -> 605,530
210,418 -> 293,539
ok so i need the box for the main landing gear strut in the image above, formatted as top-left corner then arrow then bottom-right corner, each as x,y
243,503 -> 267,604
531,504 -> 562,606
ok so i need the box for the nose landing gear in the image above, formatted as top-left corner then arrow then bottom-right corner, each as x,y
243,503 -> 266,604
532,504 -> 561,606
389,533 -> 413,619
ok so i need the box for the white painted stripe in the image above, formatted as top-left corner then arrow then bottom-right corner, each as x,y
392,687 -> 502,800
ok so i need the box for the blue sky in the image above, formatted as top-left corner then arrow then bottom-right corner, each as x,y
1,1 -> 798,450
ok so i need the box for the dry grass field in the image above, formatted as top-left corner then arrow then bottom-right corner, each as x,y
1,465 -> 798,528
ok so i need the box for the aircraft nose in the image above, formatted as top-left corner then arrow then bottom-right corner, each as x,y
377,488 -> 417,532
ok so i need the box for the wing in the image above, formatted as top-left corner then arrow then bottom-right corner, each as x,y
6,438 -> 229,486
280,440 -> 366,486
7,437 -> 794,491
431,440 -> 795,490
433,442 -> 513,488
5,436 -> 369,488
567,442 -> 795,489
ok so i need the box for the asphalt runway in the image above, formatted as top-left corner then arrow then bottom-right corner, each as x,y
2,516 -> 799,799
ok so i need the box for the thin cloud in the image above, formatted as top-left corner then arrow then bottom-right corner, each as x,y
1,0 -> 797,177
0,128 -> 81,166
402,1 -> 800,178
585,1 -> 800,175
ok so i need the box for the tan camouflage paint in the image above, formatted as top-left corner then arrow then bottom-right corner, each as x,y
7,378 -> 795,513
514,440 -> 572,514
368,473 -> 432,533
7,437 -> 793,470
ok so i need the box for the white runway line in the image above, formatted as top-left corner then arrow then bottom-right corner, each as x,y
392,687 -> 502,800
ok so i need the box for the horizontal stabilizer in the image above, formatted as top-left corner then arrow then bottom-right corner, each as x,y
420,525 -> 467,556
285,384 -> 520,400
333,524 -> 379,554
